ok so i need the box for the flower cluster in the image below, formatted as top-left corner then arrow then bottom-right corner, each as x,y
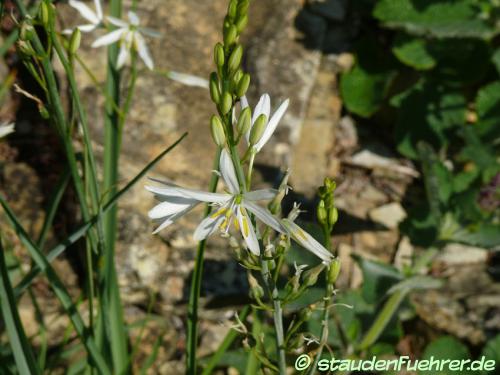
146,93 -> 334,264
66,0 -> 159,69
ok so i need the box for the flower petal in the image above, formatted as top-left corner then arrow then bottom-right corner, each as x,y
0,122 -> 15,138
128,11 -> 140,25
69,0 -> 99,24
237,206 -> 260,255
94,0 -> 103,20
145,182 -> 230,204
243,201 -> 286,234
254,98 -> 289,152
220,149 -> 240,194
193,214 -> 225,241
91,28 -> 125,47
77,24 -> 98,32
240,95 -> 249,110
140,27 -> 161,38
107,16 -> 129,28
116,42 -> 130,69
251,93 -> 271,125
134,33 -> 154,70
243,189 -> 277,201
148,199 -> 197,219
282,219 -> 333,263
168,71 -> 209,88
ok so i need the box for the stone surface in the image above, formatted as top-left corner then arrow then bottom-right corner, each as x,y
369,202 -> 407,229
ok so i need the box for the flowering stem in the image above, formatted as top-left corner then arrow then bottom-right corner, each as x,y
186,147 -> 221,375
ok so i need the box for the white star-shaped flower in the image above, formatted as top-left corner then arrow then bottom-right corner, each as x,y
146,149 -> 282,255
65,0 -> 104,33
92,11 -> 160,70
0,122 -> 14,138
241,93 -> 289,153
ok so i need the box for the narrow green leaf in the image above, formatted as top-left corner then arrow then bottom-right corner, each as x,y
0,237 -> 41,375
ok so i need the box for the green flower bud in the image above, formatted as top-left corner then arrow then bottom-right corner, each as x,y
39,2 -> 51,28
209,72 -> 221,104
302,264 -> 325,288
237,0 -> 250,18
231,69 -> 243,88
317,199 -> 327,225
328,259 -> 341,285
227,0 -> 238,19
69,28 -> 81,55
210,115 -> 226,147
223,24 -> 238,46
214,43 -> 225,68
237,107 -> 252,136
235,14 -> 248,33
39,106 -> 50,119
236,73 -> 250,98
220,91 -> 233,114
248,273 -> 264,300
249,114 -> 267,146
20,22 -> 35,41
298,306 -> 314,322
328,207 -> 338,227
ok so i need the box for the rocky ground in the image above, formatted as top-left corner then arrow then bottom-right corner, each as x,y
1,0 -> 498,373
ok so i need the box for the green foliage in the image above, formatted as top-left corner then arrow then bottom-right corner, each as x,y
341,0 -> 500,250
482,335 -> 500,374
420,336 -> 471,375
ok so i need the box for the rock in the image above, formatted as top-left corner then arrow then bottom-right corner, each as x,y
348,149 -> 420,178
436,243 -> 488,266
394,236 -> 413,270
369,202 -> 407,229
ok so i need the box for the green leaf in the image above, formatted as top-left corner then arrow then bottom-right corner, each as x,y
482,335 -> 500,374
420,336 -> 471,374
0,238 -> 41,375
352,255 -> 403,304
476,81 -> 500,139
394,82 -> 466,159
492,48 -> 500,75
387,275 -> 442,295
340,37 -> 397,117
392,34 -> 436,70
450,223 -> 500,248
374,0 -> 498,40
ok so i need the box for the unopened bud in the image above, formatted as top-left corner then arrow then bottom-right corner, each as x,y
227,0 -> 238,19
210,115 -> 226,147
39,2 -> 51,27
236,73 -> 250,97
231,69 -> 243,88
317,200 -> 327,225
228,44 -> 243,72
328,259 -> 341,285
302,264 -> 325,288
237,107 -> 252,136
235,14 -> 248,33
298,306 -> 314,322
237,0 -> 250,18
220,92 -> 233,114
214,43 -> 225,68
20,22 -> 35,41
69,28 -> 81,54
268,189 -> 285,214
209,72 -> 221,104
249,114 -> 267,146
248,273 -> 264,300
223,24 -> 238,46
328,207 -> 338,227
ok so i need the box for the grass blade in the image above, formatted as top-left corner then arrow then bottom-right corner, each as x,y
12,133 -> 187,297
0,202 -> 111,374
0,237 -> 40,374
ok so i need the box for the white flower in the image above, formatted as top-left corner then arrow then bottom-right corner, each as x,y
92,11 -> 160,70
0,122 -> 14,138
146,149 -> 282,255
167,71 -> 209,89
65,0 -> 104,33
241,93 -> 289,153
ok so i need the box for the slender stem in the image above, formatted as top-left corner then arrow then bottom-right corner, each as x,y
186,147 -> 221,375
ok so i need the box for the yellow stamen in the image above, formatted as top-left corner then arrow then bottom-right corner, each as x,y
294,228 -> 308,241
242,215 -> 249,237
210,206 -> 227,219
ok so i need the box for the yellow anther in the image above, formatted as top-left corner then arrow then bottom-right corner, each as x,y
211,207 -> 227,219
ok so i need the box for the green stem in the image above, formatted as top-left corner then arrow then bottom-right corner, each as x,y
186,147 -> 221,375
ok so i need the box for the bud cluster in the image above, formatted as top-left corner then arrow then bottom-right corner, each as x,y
317,177 -> 339,232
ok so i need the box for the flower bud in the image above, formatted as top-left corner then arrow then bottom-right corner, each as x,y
328,207 -> 338,227
237,107 -> 252,136
69,28 -> 81,55
236,73 -> 250,98
317,200 -> 327,225
39,2 -> 51,28
231,69 -> 243,88
302,264 -> 325,288
227,0 -> 238,19
298,306 -> 314,322
228,44 -> 243,72
236,14 -> 248,33
237,0 -> 250,18
220,92 -> 233,114
223,24 -> 238,46
248,273 -> 264,300
328,259 -> 341,285
214,43 -> 225,68
20,22 -> 35,41
209,72 -> 221,104
249,114 -> 267,146
210,115 -> 226,147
